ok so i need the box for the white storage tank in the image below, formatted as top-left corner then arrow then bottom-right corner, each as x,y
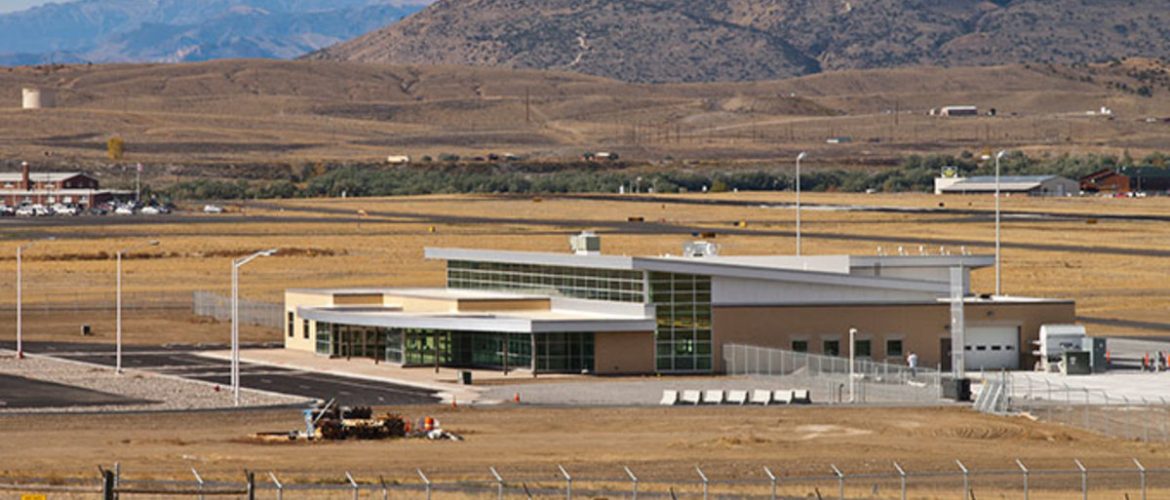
22,87 -> 55,109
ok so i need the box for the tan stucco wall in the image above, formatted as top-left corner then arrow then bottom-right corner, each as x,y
284,291 -> 335,352
594,331 -> 655,375
712,301 -> 1075,372
333,294 -> 384,306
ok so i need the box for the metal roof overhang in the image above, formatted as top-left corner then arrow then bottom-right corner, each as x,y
631,257 -> 951,294
425,247 -> 636,270
298,307 -> 654,334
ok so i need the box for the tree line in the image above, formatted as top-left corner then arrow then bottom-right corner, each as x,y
160,152 -> 1169,200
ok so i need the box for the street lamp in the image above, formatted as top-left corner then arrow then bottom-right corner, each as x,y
231,248 -> 277,406
994,150 -> 1007,297
116,240 -> 160,374
848,327 -> 857,403
795,152 -> 807,256
16,237 -> 55,359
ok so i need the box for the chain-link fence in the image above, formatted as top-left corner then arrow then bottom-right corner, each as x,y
981,371 -> 1170,443
192,291 -> 283,330
6,460 -> 1170,499
724,344 -> 944,404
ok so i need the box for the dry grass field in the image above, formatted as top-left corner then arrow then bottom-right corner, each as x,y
1,59 -> 1168,170
0,191 -> 1167,346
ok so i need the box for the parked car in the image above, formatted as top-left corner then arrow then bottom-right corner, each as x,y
114,205 -> 135,215
203,204 -> 224,214
52,203 -> 78,216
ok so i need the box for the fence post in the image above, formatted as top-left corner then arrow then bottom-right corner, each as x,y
1074,459 -> 1087,500
102,469 -> 116,500
418,469 -> 432,500
114,462 -> 120,495
268,472 -> 283,500
491,467 -> 505,500
246,470 -> 256,500
346,471 -> 359,500
830,464 -> 844,500
625,466 -> 639,500
764,466 -> 777,500
379,475 -> 389,500
558,464 -> 572,500
893,462 -> 906,500
696,466 -> 709,500
1083,388 -> 1090,428
1134,458 -> 1147,500
955,460 -> 969,500
192,467 -> 205,500
1016,459 -> 1029,500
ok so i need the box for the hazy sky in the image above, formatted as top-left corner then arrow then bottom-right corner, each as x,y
0,0 -> 55,13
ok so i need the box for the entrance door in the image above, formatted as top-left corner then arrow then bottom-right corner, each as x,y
964,326 -> 1020,370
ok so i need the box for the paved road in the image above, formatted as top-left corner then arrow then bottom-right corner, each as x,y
4,342 -> 439,407
0,374 -> 154,409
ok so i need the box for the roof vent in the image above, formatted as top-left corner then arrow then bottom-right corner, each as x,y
683,241 -> 719,258
570,231 -> 601,255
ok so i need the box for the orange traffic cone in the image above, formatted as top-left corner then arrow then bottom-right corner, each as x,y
452,397 -> 458,409
513,392 -> 521,404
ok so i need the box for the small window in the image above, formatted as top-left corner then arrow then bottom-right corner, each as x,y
854,340 -> 872,358
792,340 -> 809,353
303,319 -> 310,339
976,345 -> 987,351
991,345 -> 1002,351
287,312 -> 294,338
1005,345 -> 1015,351
823,340 -> 841,357
886,339 -> 904,357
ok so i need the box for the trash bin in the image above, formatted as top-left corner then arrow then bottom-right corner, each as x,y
459,370 -> 473,385
941,377 -> 972,402
80,324 -> 91,336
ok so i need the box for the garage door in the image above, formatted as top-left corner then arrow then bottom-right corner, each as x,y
964,326 -> 1019,370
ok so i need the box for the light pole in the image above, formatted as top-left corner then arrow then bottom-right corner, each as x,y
994,150 -> 1006,296
16,237 -> 54,359
848,327 -> 857,403
231,249 -> 277,406
795,151 -> 807,256
116,240 -> 159,374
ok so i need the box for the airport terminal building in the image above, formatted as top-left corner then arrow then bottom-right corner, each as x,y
284,237 -> 1075,375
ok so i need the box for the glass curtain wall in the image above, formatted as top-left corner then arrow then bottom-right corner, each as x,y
447,260 -> 645,302
650,272 -> 713,373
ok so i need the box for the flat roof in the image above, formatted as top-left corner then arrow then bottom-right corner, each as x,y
287,287 -> 549,301
298,304 -> 654,333
427,248 -> 993,294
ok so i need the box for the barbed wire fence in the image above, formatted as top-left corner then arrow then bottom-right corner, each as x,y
723,343 -> 944,404
4,460 -> 1169,499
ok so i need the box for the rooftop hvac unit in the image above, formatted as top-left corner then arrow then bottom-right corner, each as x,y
570,231 -> 601,255
683,241 -> 719,258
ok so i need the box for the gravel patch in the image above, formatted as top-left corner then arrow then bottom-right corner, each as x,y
0,352 -> 306,413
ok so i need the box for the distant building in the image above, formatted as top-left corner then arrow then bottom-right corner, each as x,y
939,175 -> 1079,196
1079,169 -> 1130,193
938,106 -> 978,117
21,87 -> 54,109
1119,166 -> 1170,193
0,162 -> 126,207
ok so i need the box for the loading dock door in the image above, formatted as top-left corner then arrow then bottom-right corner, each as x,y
964,326 -> 1019,370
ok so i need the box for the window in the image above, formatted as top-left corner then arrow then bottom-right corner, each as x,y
854,340 -> 872,358
650,272 -> 713,373
823,340 -> 841,357
287,312 -> 294,338
886,339 -> 904,357
303,319 -> 310,340
447,260 -> 645,303
792,340 -> 809,353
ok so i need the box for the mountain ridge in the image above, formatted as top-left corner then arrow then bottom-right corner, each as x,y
310,0 -> 1170,83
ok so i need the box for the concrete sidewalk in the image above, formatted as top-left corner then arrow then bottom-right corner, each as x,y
199,349 -> 575,405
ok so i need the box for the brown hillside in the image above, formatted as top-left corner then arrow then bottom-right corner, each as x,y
1,59 -> 1168,169
310,0 -> 1170,83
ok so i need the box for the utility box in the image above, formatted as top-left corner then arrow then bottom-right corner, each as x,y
459,370 -> 473,385
941,377 -> 972,402
1083,337 -> 1107,373
80,324 -> 92,336
1061,351 -> 1092,375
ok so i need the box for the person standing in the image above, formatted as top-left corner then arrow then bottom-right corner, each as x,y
907,351 -> 919,377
